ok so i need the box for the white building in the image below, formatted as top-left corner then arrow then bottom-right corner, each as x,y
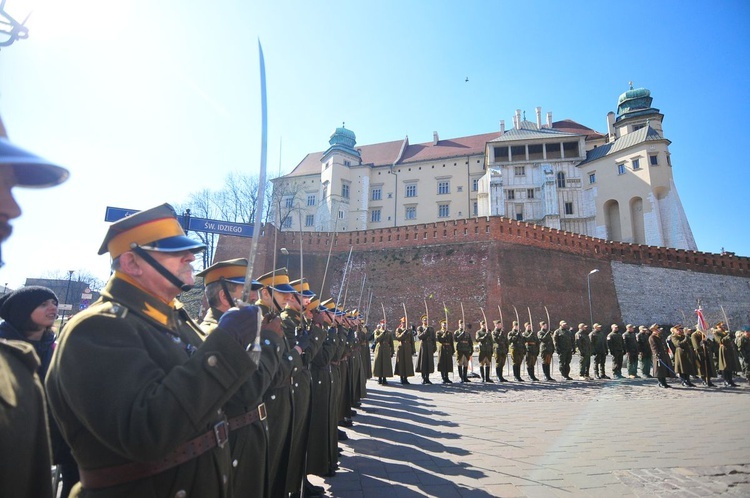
271,86 -> 696,250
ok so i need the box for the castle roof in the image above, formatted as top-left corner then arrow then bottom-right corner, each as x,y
579,125 -> 668,165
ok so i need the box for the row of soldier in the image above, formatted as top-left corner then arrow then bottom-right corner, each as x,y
369,316 -> 750,389
38,203 -> 373,498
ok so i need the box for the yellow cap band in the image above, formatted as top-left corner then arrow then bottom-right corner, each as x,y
108,217 -> 185,259
202,266 -> 247,285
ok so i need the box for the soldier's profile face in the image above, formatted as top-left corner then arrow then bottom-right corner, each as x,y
0,164 -> 21,243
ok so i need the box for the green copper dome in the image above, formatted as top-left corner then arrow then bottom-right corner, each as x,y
329,124 -> 356,149
617,85 -> 653,116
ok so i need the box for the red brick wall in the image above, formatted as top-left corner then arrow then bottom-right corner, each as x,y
214,216 -> 748,327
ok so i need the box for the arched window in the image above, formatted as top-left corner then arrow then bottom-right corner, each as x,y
556,171 -> 566,188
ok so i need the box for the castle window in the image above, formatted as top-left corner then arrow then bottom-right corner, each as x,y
305,214 -> 314,226
344,160 -> 351,167
527,189 -> 535,199
438,181 -> 450,195
649,155 -> 658,166
514,166 -> 525,176
632,158 -> 641,170
438,204 -> 450,218
556,172 -> 566,188
589,172 -> 596,184
282,217 -> 292,229
284,197 -> 294,208
473,201 -> 478,216
405,206 -> 417,220
338,210 -> 345,219
472,178 -> 479,191
406,184 -> 417,197
617,163 -> 625,175
371,187 -> 382,201
341,183 -> 350,199
307,194 -> 316,206
371,209 -> 381,223
507,189 -> 515,200
457,186 -> 463,192
564,202 -> 573,215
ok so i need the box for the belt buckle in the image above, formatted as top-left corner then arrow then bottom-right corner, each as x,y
257,402 -> 267,421
214,418 -> 229,449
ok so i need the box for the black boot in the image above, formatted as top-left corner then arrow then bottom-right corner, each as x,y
594,365 -> 600,379
543,364 -> 555,381
479,367 -> 486,382
658,377 -> 671,388
464,367 -> 471,382
485,366 -> 494,383
600,366 -> 610,380
528,367 -> 539,382
496,367 -> 507,382
513,365 -> 524,382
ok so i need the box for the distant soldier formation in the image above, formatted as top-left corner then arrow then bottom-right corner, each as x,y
372,314 -> 750,390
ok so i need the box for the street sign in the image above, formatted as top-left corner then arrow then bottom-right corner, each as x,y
81,293 -> 93,299
104,207 -> 254,238
58,304 -> 73,311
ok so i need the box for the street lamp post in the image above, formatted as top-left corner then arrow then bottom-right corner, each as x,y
280,247 -> 289,269
587,269 -> 599,326
60,270 -> 74,330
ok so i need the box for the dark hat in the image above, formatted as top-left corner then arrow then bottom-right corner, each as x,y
0,286 -> 58,330
290,278 -> 316,297
98,203 -> 205,258
0,137 -> 69,188
256,268 -> 297,293
196,258 -> 261,289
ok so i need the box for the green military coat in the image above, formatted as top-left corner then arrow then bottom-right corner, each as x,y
394,326 -> 415,376
46,275 -> 259,498
491,327 -> 508,364
476,327 -> 493,364
372,328 -> 394,377
436,328 -> 454,373
415,325 -> 436,374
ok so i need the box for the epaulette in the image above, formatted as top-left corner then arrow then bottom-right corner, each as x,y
0,338 -> 41,373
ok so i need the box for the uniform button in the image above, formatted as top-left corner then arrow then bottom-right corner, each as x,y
293,367 -> 298,372
207,355 -> 218,367
175,491 -> 187,498
264,339 -> 271,345
233,459 -> 238,467
271,394 -> 276,400
318,380 -> 322,384
295,383 -> 299,387
288,355 -> 293,361
217,408 -> 223,416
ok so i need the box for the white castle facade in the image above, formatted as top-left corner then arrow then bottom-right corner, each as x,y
271,86 -> 697,250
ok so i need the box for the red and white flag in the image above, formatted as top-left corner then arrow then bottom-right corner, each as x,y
695,307 -> 711,338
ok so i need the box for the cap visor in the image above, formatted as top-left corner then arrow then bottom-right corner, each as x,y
141,235 -> 206,253
0,138 -> 69,187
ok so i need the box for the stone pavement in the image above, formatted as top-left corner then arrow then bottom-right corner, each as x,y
310,357 -> 750,497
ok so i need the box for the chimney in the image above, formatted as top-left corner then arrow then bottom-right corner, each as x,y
606,111 -> 616,142
515,109 -> 521,128
500,120 -> 505,134
546,111 -> 552,128
433,131 -> 439,145
536,107 -> 542,130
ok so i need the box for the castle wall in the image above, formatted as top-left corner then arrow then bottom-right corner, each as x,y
214,216 -> 750,328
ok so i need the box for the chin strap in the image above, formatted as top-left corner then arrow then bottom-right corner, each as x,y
130,245 -> 194,292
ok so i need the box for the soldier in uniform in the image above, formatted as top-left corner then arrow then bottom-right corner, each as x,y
670,325 -> 697,387
195,258 -> 285,498
636,325 -> 653,378
522,322 -> 540,381
475,320 -> 494,383
691,327 -> 716,387
575,323 -> 592,380
606,324 -> 625,379
454,319 -> 474,383
416,315 -> 436,384
714,322 -> 740,387
737,328 -> 750,386
0,131 -> 69,498
590,323 -> 610,379
436,319 -> 455,383
649,324 -> 675,388
553,320 -> 573,380
372,322 -> 394,385
394,317 -> 415,385
623,324 -> 640,379
46,204 -> 279,498
538,321 -> 555,381
491,319 -> 508,382
507,321 -> 526,382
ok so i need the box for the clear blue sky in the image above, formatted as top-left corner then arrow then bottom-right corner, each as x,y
0,0 -> 748,290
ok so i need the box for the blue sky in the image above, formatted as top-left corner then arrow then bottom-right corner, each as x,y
0,0 -> 748,290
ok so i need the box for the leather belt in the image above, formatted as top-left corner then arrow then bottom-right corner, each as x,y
78,403 -> 267,490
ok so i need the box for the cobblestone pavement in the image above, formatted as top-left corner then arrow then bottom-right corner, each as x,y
310,356 -> 750,497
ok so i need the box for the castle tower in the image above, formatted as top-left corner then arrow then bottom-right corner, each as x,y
578,85 -> 697,249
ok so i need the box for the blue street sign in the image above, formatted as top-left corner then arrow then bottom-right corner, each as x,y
104,206 -> 254,238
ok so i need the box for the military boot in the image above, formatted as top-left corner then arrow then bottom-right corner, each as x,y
543,364 -> 555,381
594,365 -> 601,379
513,365 -> 524,382
497,366 -> 507,382
484,366 -> 494,383
479,367 -> 486,382
528,367 -> 539,381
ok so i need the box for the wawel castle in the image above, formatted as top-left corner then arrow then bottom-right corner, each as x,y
271,86 -> 697,250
